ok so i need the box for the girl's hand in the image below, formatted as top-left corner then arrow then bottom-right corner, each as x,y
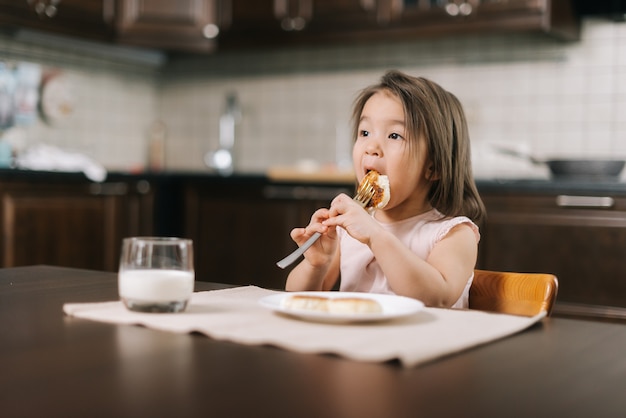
289,207 -> 338,267
323,193 -> 383,245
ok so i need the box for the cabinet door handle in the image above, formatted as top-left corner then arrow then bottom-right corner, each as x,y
274,0 -> 312,31
556,195 -> 614,208
103,0 -> 115,23
89,182 -> 128,196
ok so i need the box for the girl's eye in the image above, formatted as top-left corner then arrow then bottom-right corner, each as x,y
389,132 -> 403,140
359,130 -> 369,137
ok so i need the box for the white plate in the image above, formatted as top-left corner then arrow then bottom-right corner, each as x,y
258,291 -> 424,324
41,73 -> 75,125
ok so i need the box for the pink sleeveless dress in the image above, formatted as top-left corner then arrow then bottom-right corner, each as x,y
338,208 -> 480,309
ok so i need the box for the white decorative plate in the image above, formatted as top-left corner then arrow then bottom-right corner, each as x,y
259,291 -> 424,324
41,73 -> 75,124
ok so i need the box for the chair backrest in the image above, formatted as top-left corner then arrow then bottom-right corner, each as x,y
469,269 -> 558,317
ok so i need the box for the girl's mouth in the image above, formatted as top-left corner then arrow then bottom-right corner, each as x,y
365,168 -> 383,176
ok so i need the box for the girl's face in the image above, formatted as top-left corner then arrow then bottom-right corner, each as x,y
353,90 -> 433,216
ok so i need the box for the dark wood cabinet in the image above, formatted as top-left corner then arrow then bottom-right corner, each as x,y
0,176 -> 154,271
0,0 -> 580,53
114,0 -> 219,53
220,0 -> 580,49
0,0 -> 221,53
478,191 -> 626,320
220,0 -> 385,48
183,179 -> 351,289
0,0 -> 115,42
183,176 -> 626,317
391,0 -> 580,41
2,172 -> 625,321
219,0 -> 281,44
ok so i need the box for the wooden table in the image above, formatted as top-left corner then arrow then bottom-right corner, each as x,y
1,266 -> 625,417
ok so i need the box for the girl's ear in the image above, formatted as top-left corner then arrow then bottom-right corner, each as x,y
425,163 -> 440,181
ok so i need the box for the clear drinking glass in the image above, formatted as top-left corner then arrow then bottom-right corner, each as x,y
118,237 -> 194,313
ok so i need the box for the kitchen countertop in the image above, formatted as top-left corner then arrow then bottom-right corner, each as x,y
3,168 -> 626,195
475,177 -> 626,195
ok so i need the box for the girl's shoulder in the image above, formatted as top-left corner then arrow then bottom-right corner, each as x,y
374,209 -> 479,240
399,209 -> 480,242
429,212 -> 480,242
378,209 -> 480,247
392,208 -> 450,226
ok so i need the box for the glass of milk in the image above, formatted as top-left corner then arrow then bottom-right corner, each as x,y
118,237 -> 194,313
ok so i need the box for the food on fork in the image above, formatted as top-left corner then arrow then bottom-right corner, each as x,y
281,294 -> 383,314
276,170 -> 390,270
362,170 -> 390,209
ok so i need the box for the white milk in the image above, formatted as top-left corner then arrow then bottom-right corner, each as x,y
119,269 -> 194,302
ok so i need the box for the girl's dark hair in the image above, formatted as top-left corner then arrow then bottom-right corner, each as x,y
352,70 -> 486,223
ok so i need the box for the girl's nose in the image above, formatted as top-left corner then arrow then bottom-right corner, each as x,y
365,138 -> 382,156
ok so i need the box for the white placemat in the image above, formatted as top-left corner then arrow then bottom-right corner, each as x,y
63,286 -> 545,368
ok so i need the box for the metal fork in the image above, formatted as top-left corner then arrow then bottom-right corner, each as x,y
276,181 -> 377,269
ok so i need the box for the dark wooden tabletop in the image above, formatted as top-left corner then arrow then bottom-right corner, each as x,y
1,265 -> 625,418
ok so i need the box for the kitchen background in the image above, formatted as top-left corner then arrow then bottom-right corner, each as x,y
0,15 -> 625,179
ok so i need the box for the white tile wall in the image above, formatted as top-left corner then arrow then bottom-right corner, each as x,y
161,18 -> 626,178
1,17 -> 625,179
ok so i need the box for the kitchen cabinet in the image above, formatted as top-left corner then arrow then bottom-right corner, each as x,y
0,0 -> 222,53
217,0 -> 282,47
0,0 -> 114,42
0,175 -> 154,271
183,178 -> 352,289
477,190 -> 626,321
220,0 -> 580,49
390,0 -> 580,41
219,0 -> 386,48
0,0 -> 580,53
3,170 -> 625,321
114,0 -> 220,53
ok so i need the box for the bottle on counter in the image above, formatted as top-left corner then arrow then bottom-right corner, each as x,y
0,62 -> 16,130
14,62 -> 42,127
0,138 -> 12,168
147,120 -> 167,171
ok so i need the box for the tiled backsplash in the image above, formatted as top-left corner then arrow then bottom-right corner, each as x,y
1,18 -> 625,178
0,32 -> 160,171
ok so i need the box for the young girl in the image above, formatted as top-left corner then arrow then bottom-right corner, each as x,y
285,70 -> 486,309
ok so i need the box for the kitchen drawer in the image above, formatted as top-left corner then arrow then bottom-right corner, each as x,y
478,192 -> 626,321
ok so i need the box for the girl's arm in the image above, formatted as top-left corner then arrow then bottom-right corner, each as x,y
285,245 -> 340,291
369,223 -> 477,307
323,194 -> 477,307
284,206 -> 343,291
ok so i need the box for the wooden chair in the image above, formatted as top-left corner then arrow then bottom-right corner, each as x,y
469,269 -> 559,317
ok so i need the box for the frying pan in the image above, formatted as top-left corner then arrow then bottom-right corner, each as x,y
545,159 -> 625,179
492,146 -> 625,180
